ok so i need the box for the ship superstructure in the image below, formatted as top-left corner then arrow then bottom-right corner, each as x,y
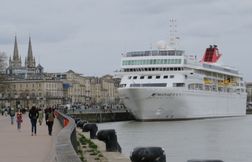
117,45 -> 247,120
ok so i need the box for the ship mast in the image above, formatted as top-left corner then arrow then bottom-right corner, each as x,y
168,18 -> 179,49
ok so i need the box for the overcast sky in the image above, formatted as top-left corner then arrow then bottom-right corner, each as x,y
0,0 -> 251,80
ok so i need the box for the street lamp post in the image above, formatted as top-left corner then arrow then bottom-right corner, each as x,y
26,96 -> 30,109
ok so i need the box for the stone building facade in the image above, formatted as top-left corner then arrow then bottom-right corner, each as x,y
48,71 -> 120,106
0,79 -> 63,109
0,36 -> 62,109
0,36 -> 120,109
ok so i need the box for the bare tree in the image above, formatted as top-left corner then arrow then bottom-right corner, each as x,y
0,51 -> 7,73
0,51 -> 7,95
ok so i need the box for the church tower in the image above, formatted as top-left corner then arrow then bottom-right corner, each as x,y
25,37 -> 36,68
9,36 -> 22,68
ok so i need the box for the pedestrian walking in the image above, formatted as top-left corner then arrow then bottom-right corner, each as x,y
9,108 -> 15,125
45,107 -> 55,136
16,109 -> 23,131
38,108 -> 44,125
29,106 -> 39,136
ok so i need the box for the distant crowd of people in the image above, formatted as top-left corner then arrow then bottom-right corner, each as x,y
0,106 -> 56,136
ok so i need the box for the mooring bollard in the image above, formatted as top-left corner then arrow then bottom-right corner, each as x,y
77,120 -> 87,128
74,118 -> 81,124
82,123 -> 98,139
97,129 -> 121,152
187,160 -> 224,162
130,147 -> 166,162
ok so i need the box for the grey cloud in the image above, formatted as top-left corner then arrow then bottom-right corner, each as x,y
0,0 -> 251,80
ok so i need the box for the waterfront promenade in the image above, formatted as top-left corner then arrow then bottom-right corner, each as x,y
0,114 -> 62,162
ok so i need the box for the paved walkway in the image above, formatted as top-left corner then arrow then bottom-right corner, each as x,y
0,113 -> 62,162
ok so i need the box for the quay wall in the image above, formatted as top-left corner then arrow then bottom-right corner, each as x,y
69,111 -> 134,123
49,111 -> 82,162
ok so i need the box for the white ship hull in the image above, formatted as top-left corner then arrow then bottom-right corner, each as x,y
118,88 -> 247,121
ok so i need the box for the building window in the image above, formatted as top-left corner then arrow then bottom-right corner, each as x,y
140,76 -> 144,79
170,75 -> 174,78
148,76 -> 152,79
156,76 -> 160,79
133,76 -> 137,79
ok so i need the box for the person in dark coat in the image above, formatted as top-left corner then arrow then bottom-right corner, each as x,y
29,106 -> 39,136
45,107 -> 55,136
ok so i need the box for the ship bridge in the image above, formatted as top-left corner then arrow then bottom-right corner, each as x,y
124,50 -> 184,57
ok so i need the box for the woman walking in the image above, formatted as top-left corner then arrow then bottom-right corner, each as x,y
16,109 -> 23,131
29,106 -> 39,136
45,107 -> 55,136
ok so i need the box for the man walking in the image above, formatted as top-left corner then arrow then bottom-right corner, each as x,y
29,106 -> 39,136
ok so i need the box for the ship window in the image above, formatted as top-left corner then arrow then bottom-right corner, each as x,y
133,76 -> 137,79
205,85 -> 211,91
140,76 -> 144,79
148,76 -> 152,79
130,83 -> 167,87
163,75 -> 168,79
218,87 -> 224,92
156,76 -> 160,79
120,84 -> 126,88
128,76 -> 132,79
170,75 -> 174,78
173,83 -> 185,87
188,84 -> 194,90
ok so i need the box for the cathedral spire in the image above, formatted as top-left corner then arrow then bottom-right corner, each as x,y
26,36 -> 36,68
10,35 -> 22,68
13,35 -> 19,60
27,36 -> 33,60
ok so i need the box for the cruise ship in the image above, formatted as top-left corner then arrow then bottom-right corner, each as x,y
116,44 -> 247,121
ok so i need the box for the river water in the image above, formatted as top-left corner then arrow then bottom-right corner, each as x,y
98,115 -> 252,162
